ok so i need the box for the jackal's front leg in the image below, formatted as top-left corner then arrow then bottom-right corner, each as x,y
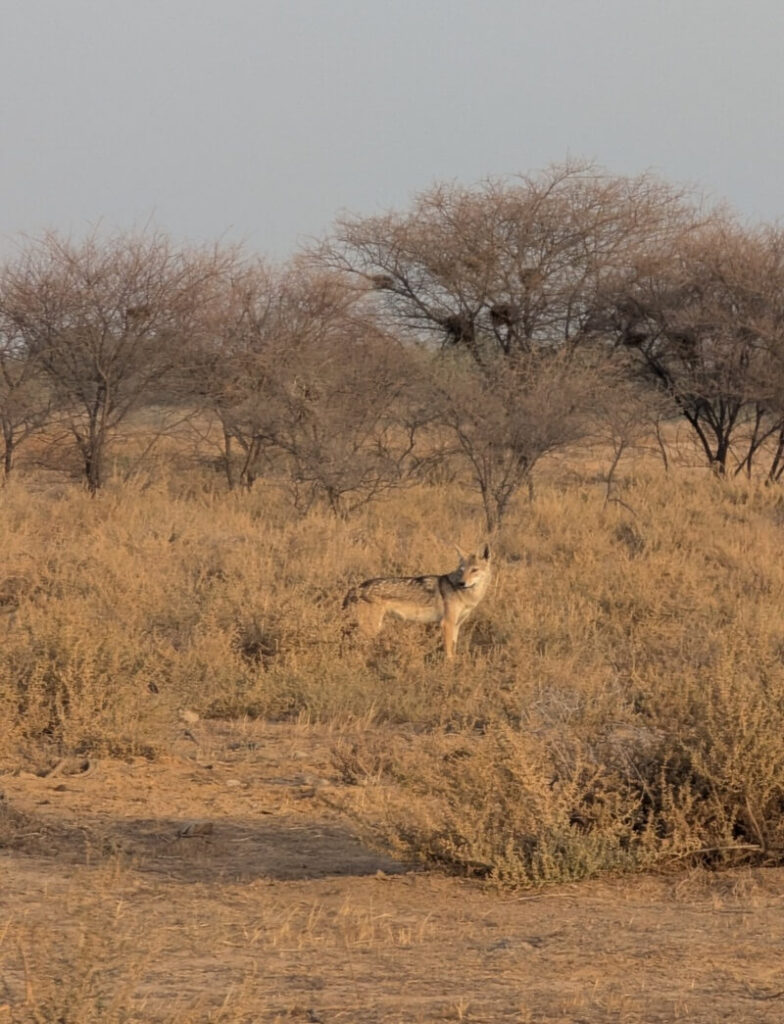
441,617 -> 458,659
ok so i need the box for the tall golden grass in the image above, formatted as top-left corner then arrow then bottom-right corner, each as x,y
3,455 -> 784,886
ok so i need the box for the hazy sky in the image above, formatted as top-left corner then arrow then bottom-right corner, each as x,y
2,0 -> 783,257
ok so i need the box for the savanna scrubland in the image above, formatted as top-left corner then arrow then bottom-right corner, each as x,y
3,163 -> 784,1021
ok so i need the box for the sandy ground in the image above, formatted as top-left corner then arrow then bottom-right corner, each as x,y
2,719 -> 784,1023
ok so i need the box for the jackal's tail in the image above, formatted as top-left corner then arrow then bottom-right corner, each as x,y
342,586 -> 359,610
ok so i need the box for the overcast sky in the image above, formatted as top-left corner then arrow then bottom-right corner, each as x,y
2,0 -> 783,258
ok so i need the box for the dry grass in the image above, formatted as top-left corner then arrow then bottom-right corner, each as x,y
3,455 -> 784,892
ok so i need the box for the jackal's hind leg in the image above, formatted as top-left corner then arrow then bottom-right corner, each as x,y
355,601 -> 386,638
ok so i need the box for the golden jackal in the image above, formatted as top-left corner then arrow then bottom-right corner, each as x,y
342,545 -> 491,659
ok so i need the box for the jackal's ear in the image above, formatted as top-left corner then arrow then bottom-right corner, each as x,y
454,544 -> 467,563
481,543 -> 491,561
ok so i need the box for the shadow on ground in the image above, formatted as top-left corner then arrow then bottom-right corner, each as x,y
2,805 -> 406,883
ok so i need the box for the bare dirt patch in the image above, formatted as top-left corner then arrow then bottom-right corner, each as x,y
2,719 -> 784,1022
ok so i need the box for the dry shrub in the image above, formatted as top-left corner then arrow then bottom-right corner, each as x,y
3,461 -> 784,887
0,476 -> 471,765
355,722 -> 661,886
331,472 -> 784,885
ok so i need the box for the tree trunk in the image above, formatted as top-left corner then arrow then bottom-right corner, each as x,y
222,428 -> 236,489
84,446 -> 103,494
2,423 -> 13,479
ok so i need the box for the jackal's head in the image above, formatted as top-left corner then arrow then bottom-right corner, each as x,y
454,543 -> 491,589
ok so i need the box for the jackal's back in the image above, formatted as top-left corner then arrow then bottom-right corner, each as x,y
342,574 -> 442,609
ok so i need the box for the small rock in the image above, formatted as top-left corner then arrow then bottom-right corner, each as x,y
177,820 -> 214,838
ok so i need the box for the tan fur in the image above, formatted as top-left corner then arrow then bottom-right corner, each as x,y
343,545 -> 491,659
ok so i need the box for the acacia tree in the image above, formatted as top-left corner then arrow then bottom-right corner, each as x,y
318,161 -> 692,366
609,219 -> 784,477
193,262 -> 429,511
267,326 -> 426,515
0,316 -> 56,478
187,259 -> 280,489
427,350 -> 607,530
0,231 -> 227,491
312,163 -> 691,519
